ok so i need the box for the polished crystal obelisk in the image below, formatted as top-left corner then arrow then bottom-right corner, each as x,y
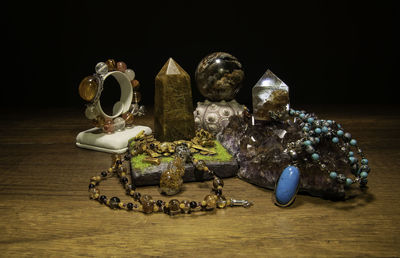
154,58 -> 195,141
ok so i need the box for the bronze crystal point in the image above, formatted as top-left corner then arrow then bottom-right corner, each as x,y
154,58 -> 195,141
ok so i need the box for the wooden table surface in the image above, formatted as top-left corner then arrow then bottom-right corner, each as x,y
0,105 -> 399,257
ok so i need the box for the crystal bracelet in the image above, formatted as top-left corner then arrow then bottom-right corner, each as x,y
78,59 -> 144,134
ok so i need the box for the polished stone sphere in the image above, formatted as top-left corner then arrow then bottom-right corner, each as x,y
195,52 -> 244,101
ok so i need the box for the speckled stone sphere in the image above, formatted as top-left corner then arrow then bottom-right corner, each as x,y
195,52 -> 244,101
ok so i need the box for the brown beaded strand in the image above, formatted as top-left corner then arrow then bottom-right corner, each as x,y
88,154 -> 252,215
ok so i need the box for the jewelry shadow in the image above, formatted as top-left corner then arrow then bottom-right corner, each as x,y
300,187 -> 376,210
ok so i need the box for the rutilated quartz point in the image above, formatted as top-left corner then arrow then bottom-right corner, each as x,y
154,58 -> 195,141
252,69 -> 289,121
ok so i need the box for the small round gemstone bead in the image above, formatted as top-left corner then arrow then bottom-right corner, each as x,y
131,79 -> 140,89
101,171 -> 107,177
106,59 -> 117,71
103,121 -> 114,134
215,189 -> 222,195
109,197 -> 121,209
303,140 -> 312,146
322,126 -> 329,133
360,164 -> 370,173
156,200 -> 163,207
348,151 -> 354,157
127,202 -> 134,210
307,117 -> 314,124
299,113 -> 305,119
180,200 -> 191,213
289,149 -> 298,159
140,195 -> 154,214
349,157 -> 356,164
332,137 -> 339,143
125,69 -> 136,81
190,201 -> 198,209
195,160 -> 207,171
344,132 -> 352,141
133,192 -> 141,200
311,153 -> 319,160
361,158 -> 368,165
95,62 -> 109,75
360,171 -> 368,178
314,128 -> 321,134
204,195 -> 217,210
337,130 -> 344,136
360,178 -> 368,185
113,117 -> 126,131
350,139 -> 357,146
314,137 -> 320,144
127,184 -> 136,191
84,105 -> 99,120
346,178 -> 353,186
116,61 -> 127,72
120,177 -> 128,184
168,199 -> 181,215
290,109 -> 295,115
88,183 -> 95,189
213,177 -> 224,189
99,195 -> 107,203
330,172 -> 337,179
216,195 -> 227,208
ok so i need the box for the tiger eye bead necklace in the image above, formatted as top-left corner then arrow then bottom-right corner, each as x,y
88,153 -> 253,215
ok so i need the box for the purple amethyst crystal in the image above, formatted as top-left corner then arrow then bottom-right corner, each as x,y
217,115 -> 350,199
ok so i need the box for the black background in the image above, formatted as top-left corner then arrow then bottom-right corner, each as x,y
3,1 -> 397,110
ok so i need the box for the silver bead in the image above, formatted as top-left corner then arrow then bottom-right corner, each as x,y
289,149 -> 298,159
305,145 -> 315,154
337,174 -> 346,182
344,132 -> 352,141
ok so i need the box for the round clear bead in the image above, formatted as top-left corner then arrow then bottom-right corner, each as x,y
85,105 -> 99,120
125,69 -> 136,81
113,117 -> 126,131
95,62 -> 109,75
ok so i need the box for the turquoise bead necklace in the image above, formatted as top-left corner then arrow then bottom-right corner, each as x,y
274,109 -> 370,207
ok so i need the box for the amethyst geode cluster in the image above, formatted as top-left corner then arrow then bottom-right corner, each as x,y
217,114 -> 352,199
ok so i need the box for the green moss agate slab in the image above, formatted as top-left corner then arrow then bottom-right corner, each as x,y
130,140 -> 238,186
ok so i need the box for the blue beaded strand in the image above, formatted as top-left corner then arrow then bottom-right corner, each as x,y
288,108 -> 369,188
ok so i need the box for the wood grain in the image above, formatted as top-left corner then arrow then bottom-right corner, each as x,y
0,105 -> 399,257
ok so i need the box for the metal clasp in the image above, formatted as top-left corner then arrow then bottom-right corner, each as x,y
230,199 -> 253,208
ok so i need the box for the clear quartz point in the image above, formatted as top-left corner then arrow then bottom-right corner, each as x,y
252,69 -> 290,121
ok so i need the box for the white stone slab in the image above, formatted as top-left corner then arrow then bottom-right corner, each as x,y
76,126 -> 152,154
